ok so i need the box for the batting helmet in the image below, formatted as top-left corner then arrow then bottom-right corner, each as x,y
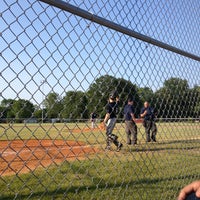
109,90 -> 119,99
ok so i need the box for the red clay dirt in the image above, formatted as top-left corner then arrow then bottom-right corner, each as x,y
0,139 -> 99,176
0,121 -> 143,176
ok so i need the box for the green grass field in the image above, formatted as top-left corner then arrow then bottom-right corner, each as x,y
0,122 -> 200,199
1,121 -> 199,142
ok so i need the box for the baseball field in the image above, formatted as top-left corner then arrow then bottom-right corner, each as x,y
0,121 -> 200,199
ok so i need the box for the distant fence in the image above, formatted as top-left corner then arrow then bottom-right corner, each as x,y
1,118 -> 200,124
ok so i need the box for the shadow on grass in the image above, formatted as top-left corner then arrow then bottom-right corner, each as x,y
126,139 -> 200,153
1,139 -> 199,199
0,173 -> 196,200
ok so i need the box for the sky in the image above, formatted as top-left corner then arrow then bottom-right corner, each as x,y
0,0 -> 200,107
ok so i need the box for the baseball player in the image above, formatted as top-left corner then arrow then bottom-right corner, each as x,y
124,97 -> 138,145
140,101 -> 157,142
103,91 -> 123,152
90,112 -> 97,128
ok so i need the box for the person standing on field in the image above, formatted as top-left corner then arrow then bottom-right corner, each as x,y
90,112 -> 97,128
124,97 -> 138,145
103,91 -> 123,152
140,101 -> 157,142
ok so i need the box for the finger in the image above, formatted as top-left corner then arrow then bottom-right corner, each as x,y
178,181 -> 200,200
195,187 -> 200,198
178,190 -> 187,200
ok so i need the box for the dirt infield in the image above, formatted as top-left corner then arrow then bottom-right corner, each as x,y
0,121 -> 143,177
0,139 -> 99,176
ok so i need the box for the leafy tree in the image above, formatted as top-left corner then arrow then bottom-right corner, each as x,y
86,75 -> 116,118
190,85 -> 200,117
86,75 -> 141,118
1,99 -> 15,107
1,77 -> 198,122
43,92 -> 63,119
61,91 -> 88,119
0,99 -> 15,119
115,77 -> 141,117
154,78 -> 190,118
194,103 -> 200,118
0,99 -> 35,122
0,106 -> 7,120
33,105 -> 43,120
138,87 -> 154,103
12,99 -> 35,122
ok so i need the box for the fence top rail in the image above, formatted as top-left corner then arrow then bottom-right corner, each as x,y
39,0 -> 200,62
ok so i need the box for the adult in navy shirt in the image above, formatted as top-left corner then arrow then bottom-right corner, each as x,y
124,97 -> 138,145
140,101 -> 157,142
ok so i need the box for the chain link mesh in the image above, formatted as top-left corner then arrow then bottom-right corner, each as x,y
0,0 -> 200,199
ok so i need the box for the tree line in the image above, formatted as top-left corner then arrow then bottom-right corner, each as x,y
0,75 -> 200,122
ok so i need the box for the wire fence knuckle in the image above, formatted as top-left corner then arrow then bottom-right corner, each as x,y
0,0 -> 200,199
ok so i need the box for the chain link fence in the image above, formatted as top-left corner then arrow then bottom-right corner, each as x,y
0,0 -> 200,199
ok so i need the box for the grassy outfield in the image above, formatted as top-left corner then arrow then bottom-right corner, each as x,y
0,146 -> 200,199
0,121 -> 200,142
0,122 -> 200,199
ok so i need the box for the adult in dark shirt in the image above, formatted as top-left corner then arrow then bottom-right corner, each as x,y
103,91 -> 123,151
124,97 -> 138,145
140,101 -> 157,142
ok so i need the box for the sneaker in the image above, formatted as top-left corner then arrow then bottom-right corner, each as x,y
151,136 -> 156,142
116,143 -> 123,152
